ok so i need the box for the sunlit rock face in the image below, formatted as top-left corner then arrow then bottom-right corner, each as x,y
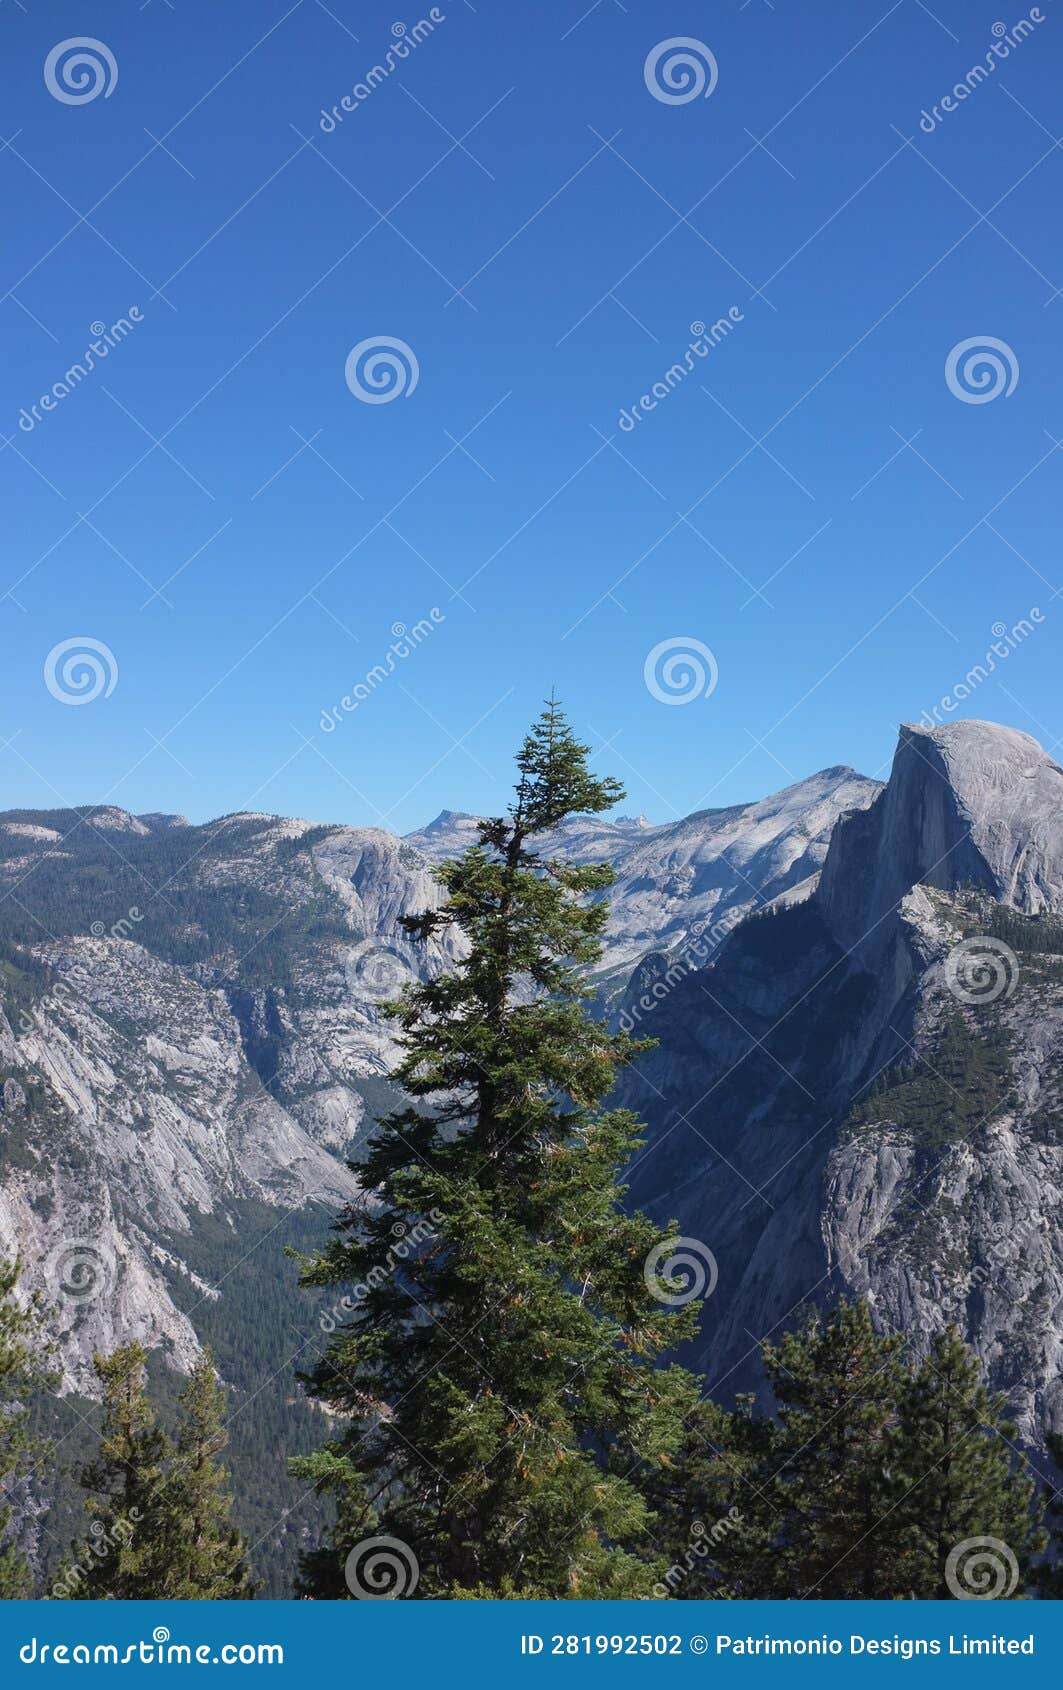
622,721 -> 1063,1450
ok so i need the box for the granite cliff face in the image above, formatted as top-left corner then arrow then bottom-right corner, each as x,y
3,725 -> 1062,1455
620,720 -> 1063,1448
0,765 -> 874,1395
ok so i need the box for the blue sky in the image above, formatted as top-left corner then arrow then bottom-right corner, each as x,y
1,0 -> 1061,832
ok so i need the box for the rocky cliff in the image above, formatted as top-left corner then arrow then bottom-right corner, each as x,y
0,764 -> 875,1395
620,719 -> 1063,1451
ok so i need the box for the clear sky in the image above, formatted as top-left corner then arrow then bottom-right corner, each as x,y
2,0 -> 1061,833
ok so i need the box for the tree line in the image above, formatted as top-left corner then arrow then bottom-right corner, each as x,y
0,704 -> 1058,1599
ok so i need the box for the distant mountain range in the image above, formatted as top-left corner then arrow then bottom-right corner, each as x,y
3,721 -> 1063,1581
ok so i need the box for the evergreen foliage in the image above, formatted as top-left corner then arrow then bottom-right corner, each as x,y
0,1257 -> 55,1597
54,1344 -> 253,1599
649,1304 -> 1043,1600
293,702 -> 702,1598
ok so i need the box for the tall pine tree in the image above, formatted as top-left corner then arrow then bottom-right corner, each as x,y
55,1345 -> 253,1598
651,1305 -> 1043,1600
890,1325 -> 1043,1598
159,1352 -> 255,1599
294,701 -> 702,1598
55,1344 -> 172,1598
0,1256 -> 55,1598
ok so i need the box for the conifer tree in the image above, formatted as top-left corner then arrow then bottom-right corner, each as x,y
159,1351 -> 255,1599
55,1345 -> 254,1599
649,1303 -> 907,1598
758,1300 -> 908,1598
0,1256 -> 55,1598
1034,1432 -> 1063,1598
652,1305 -> 1044,1601
293,701 -> 702,1598
55,1343 -> 173,1598
890,1324 -> 1043,1598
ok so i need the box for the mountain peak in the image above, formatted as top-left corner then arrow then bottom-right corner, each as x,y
818,719 -> 1063,951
